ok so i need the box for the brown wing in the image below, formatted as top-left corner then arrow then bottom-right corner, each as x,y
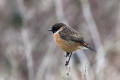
59,26 -> 84,43
59,26 -> 95,51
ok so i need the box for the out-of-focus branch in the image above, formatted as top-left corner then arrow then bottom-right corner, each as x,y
13,0 -> 35,80
76,50 -> 94,80
80,0 -> 106,80
35,0 -> 69,80
53,0 -> 92,80
53,0 -> 68,24
116,3 -> 120,40
21,28 -> 34,80
5,0 -> 35,80
35,40 -> 56,80
115,2 -> 120,54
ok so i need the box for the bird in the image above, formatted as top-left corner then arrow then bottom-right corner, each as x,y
48,23 -> 95,66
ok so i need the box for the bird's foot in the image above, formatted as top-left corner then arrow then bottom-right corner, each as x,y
65,61 -> 69,66
65,53 -> 72,66
64,52 -> 70,57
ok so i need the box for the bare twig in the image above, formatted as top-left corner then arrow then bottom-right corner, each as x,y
21,28 -> 34,80
116,2 -> 120,40
6,0 -> 34,80
76,50 -> 94,80
14,0 -> 35,80
53,0 -> 68,24
80,0 -> 106,79
53,0 -> 92,80
35,40 -> 56,80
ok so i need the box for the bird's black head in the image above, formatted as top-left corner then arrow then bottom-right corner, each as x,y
48,23 -> 66,33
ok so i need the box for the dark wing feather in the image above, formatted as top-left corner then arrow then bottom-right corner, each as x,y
59,26 -> 84,43
59,26 -> 95,51
60,34 -> 84,43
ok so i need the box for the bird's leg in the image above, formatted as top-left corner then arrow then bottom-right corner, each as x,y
64,52 -> 70,57
65,53 -> 72,66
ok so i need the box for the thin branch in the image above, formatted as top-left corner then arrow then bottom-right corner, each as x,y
53,0 -> 92,80
116,3 -> 120,40
21,28 -> 34,80
80,0 -> 106,79
35,40 -> 56,80
76,50 -> 94,80
53,0 -> 68,24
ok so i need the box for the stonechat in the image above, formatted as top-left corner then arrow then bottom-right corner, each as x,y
49,23 -> 95,66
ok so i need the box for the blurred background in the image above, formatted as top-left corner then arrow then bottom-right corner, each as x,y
0,0 -> 120,80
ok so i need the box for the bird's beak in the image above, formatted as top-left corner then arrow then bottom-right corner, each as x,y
48,29 -> 52,31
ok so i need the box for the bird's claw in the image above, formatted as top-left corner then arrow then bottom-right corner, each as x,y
65,61 -> 69,66
64,52 -> 70,57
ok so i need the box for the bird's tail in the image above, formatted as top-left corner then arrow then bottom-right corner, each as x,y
82,42 -> 96,52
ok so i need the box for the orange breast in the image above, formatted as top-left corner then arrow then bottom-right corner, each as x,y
54,32 -> 80,53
